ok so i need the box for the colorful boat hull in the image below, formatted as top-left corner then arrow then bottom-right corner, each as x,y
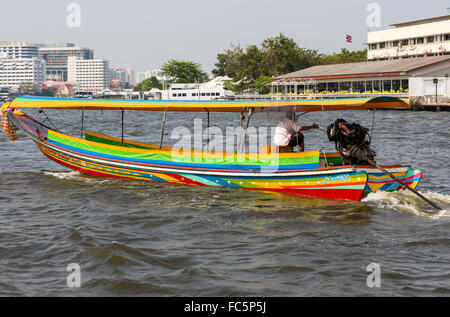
35,138 -> 368,201
356,166 -> 422,195
5,108 -> 422,202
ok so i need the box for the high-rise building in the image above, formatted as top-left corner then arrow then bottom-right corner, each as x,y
0,55 -> 46,90
38,43 -> 94,81
67,56 -> 110,92
112,68 -> 135,86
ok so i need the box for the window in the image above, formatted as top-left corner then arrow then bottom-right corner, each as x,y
445,34 -> 450,41
379,42 -> 386,49
328,83 -> 338,92
393,41 -> 399,47
427,36 -> 434,43
392,80 -> 401,91
340,82 -> 351,92
353,81 -> 365,93
370,44 -> 377,50
401,79 -> 409,90
373,80 -> 381,91
401,39 -> 408,46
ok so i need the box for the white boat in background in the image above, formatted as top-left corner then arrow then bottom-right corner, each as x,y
149,76 -> 235,101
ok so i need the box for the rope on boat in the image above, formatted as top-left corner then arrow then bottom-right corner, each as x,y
39,109 -> 60,132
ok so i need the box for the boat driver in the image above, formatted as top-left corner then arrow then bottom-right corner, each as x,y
273,110 -> 319,151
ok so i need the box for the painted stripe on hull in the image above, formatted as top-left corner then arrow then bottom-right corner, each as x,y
38,142 -> 367,201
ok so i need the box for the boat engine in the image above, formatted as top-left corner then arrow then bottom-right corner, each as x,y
327,119 -> 376,165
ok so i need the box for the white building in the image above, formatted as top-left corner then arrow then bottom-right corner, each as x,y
0,55 -> 46,90
368,15 -> 450,61
0,41 -> 39,59
67,56 -> 110,92
149,76 -> 234,100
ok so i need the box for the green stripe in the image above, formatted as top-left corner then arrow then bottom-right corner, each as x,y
48,131 -> 319,166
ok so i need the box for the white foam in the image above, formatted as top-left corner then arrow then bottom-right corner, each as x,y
43,170 -> 81,179
363,190 -> 450,219
42,170 -> 110,184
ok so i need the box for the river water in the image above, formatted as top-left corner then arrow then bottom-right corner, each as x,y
0,108 -> 449,296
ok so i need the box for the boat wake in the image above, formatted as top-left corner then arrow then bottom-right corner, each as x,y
42,170 -> 112,185
363,190 -> 450,219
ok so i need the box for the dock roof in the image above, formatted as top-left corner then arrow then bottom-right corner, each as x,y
272,56 -> 450,81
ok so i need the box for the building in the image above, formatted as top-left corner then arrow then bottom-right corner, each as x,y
0,55 -> 46,90
67,56 -> 110,93
111,68 -> 135,87
149,76 -> 234,100
367,15 -> 450,61
0,41 -> 39,59
271,16 -> 450,103
272,56 -> 450,95
38,43 -> 94,81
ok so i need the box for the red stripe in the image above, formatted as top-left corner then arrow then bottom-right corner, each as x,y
255,188 -> 365,201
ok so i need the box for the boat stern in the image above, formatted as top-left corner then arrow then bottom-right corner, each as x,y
362,166 -> 422,195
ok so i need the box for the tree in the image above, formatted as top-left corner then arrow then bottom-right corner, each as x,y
212,33 -> 368,94
254,76 -> 272,94
160,59 -> 207,83
40,87 -> 57,97
261,33 -> 320,76
212,45 -> 245,78
134,76 -> 162,91
320,48 -> 367,65
19,82 -> 40,95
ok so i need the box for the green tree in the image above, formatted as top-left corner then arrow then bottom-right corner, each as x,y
261,33 -> 320,76
134,76 -> 162,91
320,48 -> 367,65
40,87 -> 57,97
212,45 -> 245,78
254,76 -> 272,94
161,59 -> 207,83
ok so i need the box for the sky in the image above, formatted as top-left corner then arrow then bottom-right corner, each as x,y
1,0 -> 449,74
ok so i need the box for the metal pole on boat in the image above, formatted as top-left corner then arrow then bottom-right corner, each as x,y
159,108 -> 168,149
370,108 -> 376,145
321,106 -> 328,167
205,108 -> 210,144
121,108 -> 124,147
241,108 -> 253,153
80,107 -> 85,139
368,159 -> 442,211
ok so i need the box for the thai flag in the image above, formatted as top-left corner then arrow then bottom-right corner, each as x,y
346,34 -> 353,43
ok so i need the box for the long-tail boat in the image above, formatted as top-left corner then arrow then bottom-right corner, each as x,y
1,95 -> 422,202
